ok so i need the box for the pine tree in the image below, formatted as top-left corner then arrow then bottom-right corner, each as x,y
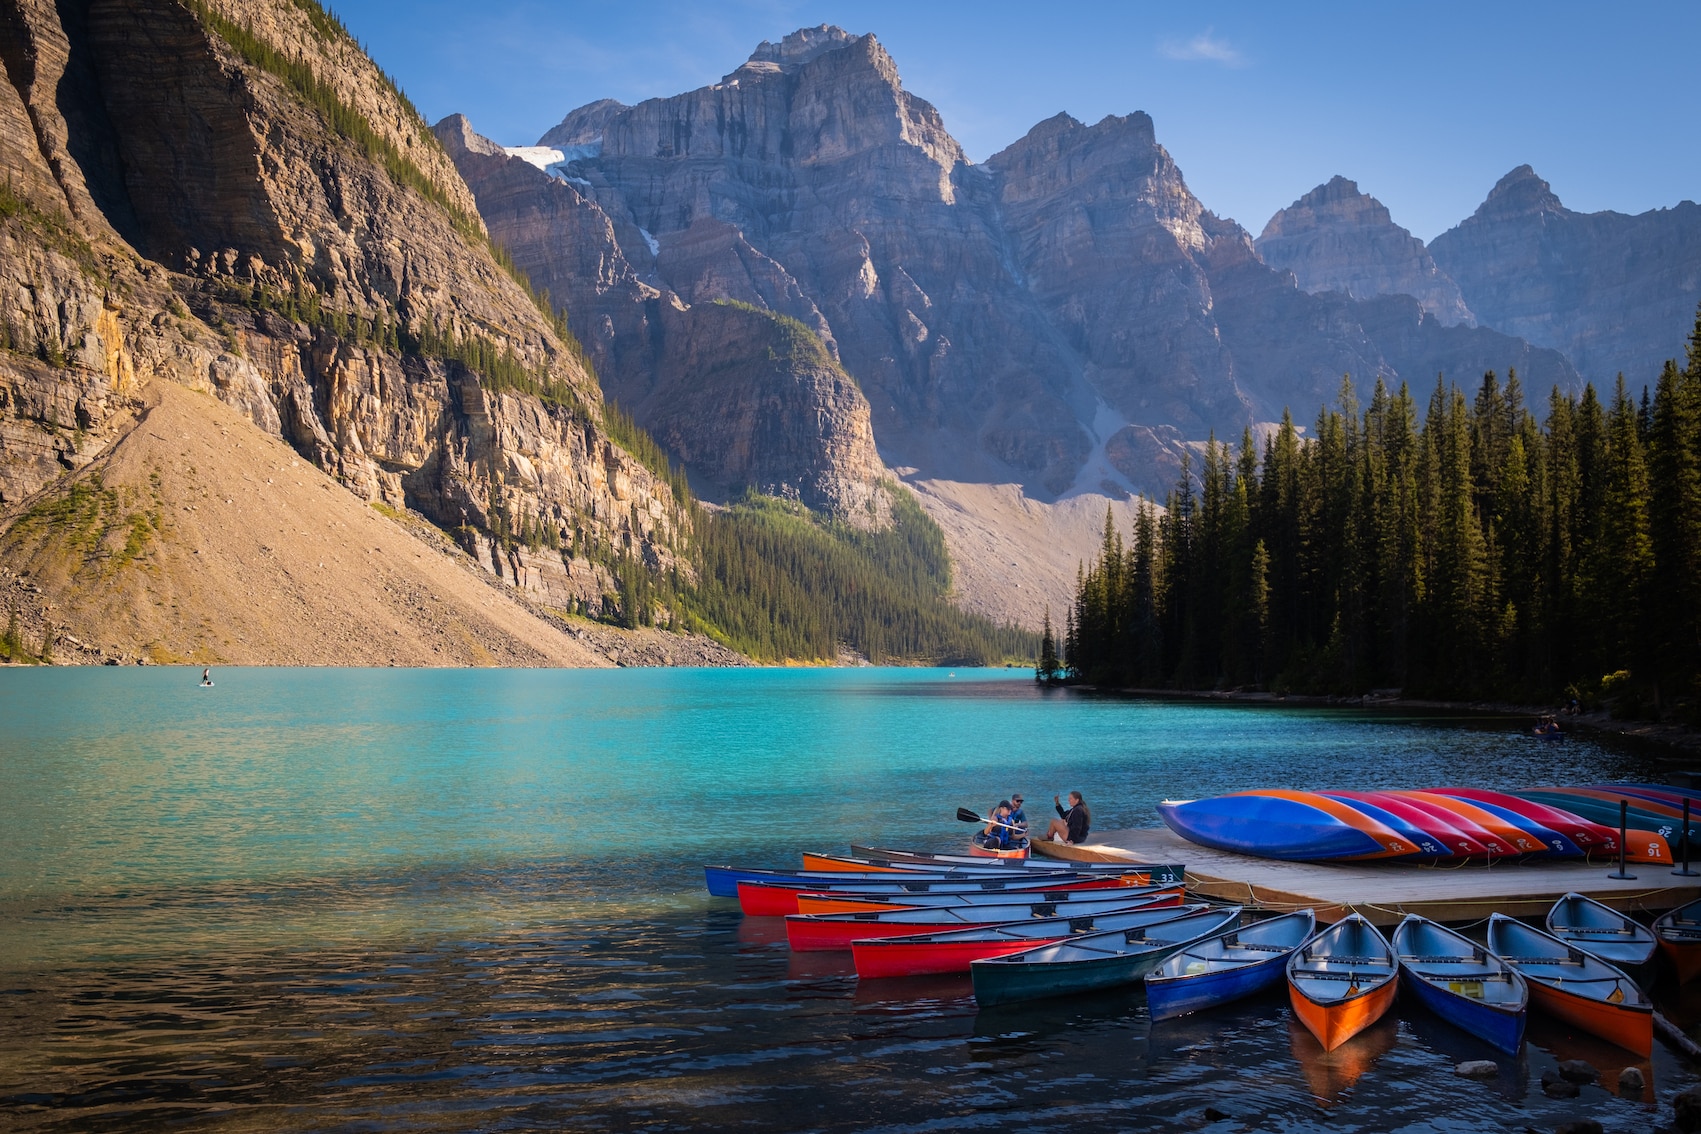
1037,608 -> 1060,683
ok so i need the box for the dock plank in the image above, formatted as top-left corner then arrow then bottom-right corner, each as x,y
1036,827 -> 1701,926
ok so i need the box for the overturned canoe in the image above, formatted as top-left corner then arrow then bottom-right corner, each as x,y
852,901 -> 1203,979
1339,791 -> 1492,859
1158,793 -> 1407,861
1392,914 -> 1527,1055
1424,788 -> 1619,855
1507,790 -> 1675,863
1654,896 -> 1701,984
1546,892 -> 1657,981
1145,909 -> 1316,1020
1488,914 -> 1652,1056
970,906 -> 1244,1007
1287,914 -> 1399,1052
785,889 -> 1181,951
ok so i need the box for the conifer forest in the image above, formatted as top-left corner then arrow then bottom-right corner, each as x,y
1058,310 -> 1701,717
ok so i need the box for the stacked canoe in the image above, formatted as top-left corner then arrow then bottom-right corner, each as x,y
706,850 -> 1231,998
1158,784 -> 1701,864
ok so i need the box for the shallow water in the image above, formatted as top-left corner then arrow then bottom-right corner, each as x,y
0,666 -> 1693,1130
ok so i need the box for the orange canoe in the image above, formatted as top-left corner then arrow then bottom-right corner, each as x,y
1286,914 -> 1399,1051
1488,914 -> 1652,1056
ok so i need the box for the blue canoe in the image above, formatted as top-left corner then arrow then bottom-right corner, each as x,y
1392,915 -> 1527,1055
1157,796 -> 1387,861
1546,892 -> 1658,983
703,864 -> 1099,898
1145,909 -> 1316,1020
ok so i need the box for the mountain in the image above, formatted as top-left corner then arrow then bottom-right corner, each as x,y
458,28 -> 1580,628
1428,165 -> 1701,384
0,0 -> 727,664
1255,176 -> 1475,326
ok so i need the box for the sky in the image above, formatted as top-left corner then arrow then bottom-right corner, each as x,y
332,0 -> 1699,242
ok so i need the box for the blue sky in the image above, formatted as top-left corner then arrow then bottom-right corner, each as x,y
334,1 -> 1699,242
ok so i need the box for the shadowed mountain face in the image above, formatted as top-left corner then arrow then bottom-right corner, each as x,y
1428,166 -> 1701,384
1256,176 -> 1475,327
463,27 -> 1578,502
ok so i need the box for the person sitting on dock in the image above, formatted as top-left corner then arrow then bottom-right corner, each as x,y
1046,791 -> 1091,845
975,800 -> 1019,850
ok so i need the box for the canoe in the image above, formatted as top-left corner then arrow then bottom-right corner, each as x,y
970,906 -> 1245,1007
1286,914 -> 1399,1051
968,839 -> 1030,860
1508,790 -> 1677,863
1546,892 -> 1657,980
1158,794 -> 1400,861
1487,914 -> 1652,1056
1392,914 -> 1527,1055
734,873 -> 1129,916
1319,794 -> 1454,858
851,901 -> 1204,979
1375,792 -> 1515,857
706,863 -> 1097,898
1653,896 -> 1701,984
785,890 -> 1179,951
1145,909 -> 1316,1020
1338,791 -> 1491,858
795,882 -> 1184,916
1550,787 -> 1701,842
1425,788 -> 1620,854
1394,792 -> 1547,856
844,846 -> 1186,883
1232,791 -> 1423,859
1421,793 -> 1584,857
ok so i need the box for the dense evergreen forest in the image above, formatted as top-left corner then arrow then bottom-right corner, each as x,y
593,489 -> 1034,665
1056,310 -> 1701,717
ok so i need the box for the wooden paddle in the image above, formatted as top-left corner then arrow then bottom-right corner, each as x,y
955,806 -> 1027,833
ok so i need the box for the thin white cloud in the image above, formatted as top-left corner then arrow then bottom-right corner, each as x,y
1159,28 -> 1245,67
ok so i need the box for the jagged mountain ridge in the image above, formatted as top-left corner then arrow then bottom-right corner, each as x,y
1255,176 -> 1475,326
0,0 -> 705,662
494,27 -> 1578,505
1429,165 -> 1701,384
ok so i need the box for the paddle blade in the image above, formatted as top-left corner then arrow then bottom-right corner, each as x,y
956,807 -> 984,824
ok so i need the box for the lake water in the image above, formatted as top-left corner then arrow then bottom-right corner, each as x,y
0,666 -> 1695,1131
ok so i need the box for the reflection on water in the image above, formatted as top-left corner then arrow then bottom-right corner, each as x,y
0,667 -> 1694,1129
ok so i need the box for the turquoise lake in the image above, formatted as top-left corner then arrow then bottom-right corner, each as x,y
0,666 -> 1694,1131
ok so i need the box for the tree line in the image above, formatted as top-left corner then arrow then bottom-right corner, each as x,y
1056,309 -> 1701,717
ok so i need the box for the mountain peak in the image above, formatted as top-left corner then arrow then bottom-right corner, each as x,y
748,25 -> 865,71
1261,176 -> 1392,239
1476,164 -> 1565,219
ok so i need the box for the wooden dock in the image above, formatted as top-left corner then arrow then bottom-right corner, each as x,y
1035,827 -> 1701,926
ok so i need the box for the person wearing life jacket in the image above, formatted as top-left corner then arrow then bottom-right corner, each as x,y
975,800 -> 1017,849
1008,793 -> 1029,840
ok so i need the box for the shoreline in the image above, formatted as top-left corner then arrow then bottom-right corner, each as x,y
1068,683 -> 1701,758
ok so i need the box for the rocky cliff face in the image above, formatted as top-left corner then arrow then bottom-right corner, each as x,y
0,0 -> 690,650
493,30 -> 1582,506
1429,166 -> 1701,383
1255,176 -> 1475,326
435,113 -> 890,519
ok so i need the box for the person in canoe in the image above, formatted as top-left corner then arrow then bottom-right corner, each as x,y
1045,791 -> 1091,845
1008,793 -> 1029,838
974,800 -> 1021,850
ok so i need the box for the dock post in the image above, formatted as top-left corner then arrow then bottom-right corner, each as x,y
1608,799 -> 1636,880
1675,798 -> 1699,877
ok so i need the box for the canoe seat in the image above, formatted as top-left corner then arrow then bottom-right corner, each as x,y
1502,954 -> 1585,966
1291,968 -> 1381,982
1301,955 -> 1388,965
1557,926 -> 1640,937
1401,954 -> 1488,964
1232,942 -> 1291,953
1408,967 -> 1514,982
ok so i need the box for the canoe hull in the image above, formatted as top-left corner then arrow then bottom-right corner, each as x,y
1288,976 -> 1397,1052
1158,796 -> 1388,861
1526,979 -> 1652,1056
1400,968 -> 1525,1056
853,936 -> 1063,979
972,945 -> 1177,1007
967,842 -> 1030,860
1660,938 -> 1701,985
1147,951 -> 1289,1021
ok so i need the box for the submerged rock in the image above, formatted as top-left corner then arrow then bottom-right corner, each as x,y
1453,1060 -> 1498,1077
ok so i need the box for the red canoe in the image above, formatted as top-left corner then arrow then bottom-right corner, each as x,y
735,873 -> 1128,917
784,890 -> 1182,951
1425,787 -> 1619,853
850,900 -> 1199,979
1334,791 -> 1490,859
